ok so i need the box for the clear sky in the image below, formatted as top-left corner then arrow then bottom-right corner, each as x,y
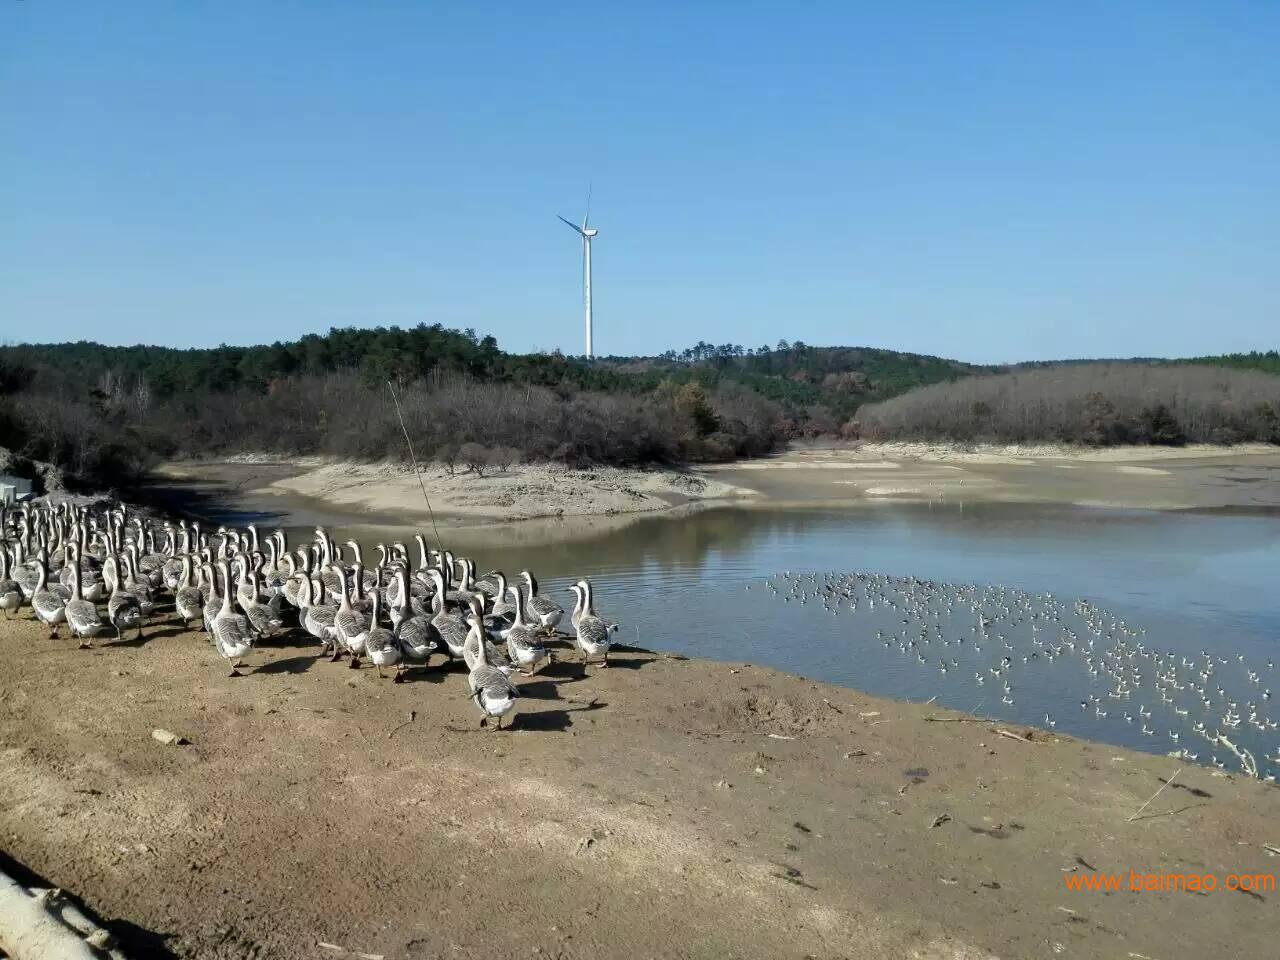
2,2 -> 1277,363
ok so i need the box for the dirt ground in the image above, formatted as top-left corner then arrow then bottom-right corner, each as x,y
2,608 -> 1278,960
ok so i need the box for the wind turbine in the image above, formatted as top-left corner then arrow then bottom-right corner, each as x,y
558,192 -> 598,358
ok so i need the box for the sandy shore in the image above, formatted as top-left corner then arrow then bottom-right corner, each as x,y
2,609 -> 1277,959
705,442 -> 1280,512
155,457 -> 758,526
155,443 -> 1280,531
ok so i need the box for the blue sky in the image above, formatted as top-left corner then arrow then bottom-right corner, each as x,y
2,2 -> 1276,363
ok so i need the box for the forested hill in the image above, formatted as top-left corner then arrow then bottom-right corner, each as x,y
2,326 -> 1275,495
0,327 -> 988,423
0,325 -> 985,492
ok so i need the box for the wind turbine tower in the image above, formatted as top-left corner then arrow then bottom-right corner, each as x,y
558,197 -> 598,358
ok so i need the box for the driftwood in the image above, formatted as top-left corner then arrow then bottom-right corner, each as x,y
0,867 -> 130,959
923,715 -> 996,724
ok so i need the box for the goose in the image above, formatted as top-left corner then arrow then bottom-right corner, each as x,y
13,545 -> 42,600
63,546 -> 105,648
235,556 -> 284,638
29,556 -> 67,637
174,555 -> 205,629
568,581 -> 612,670
472,564 -> 503,600
0,547 -> 22,618
334,566 -> 370,665
466,610 -> 519,730
571,577 -> 618,633
520,570 -> 563,633
119,551 -> 156,615
484,572 -> 517,623
106,556 -> 144,641
425,569 -> 469,661
462,598 -> 515,674
392,568 -> 436,671
500,586 -> 548,676
211,559 -> 254,676
298,574 -> 339,652
364,578 -> 402,680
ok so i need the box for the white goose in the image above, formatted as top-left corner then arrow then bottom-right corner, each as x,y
211,559 -> 254,676
520,570 -> 563,633
334,566 -> 370,665
174,555 -> 205,629
363,570 -> 402,679
501,585 -> 548,676
106,556 -> 144,641
29,555 -> 67,637
569,581 -> 612,670
0,547 -> 23,619
63,546 -> 105,648
393,568 -> 437,671
466,610 -> 519,730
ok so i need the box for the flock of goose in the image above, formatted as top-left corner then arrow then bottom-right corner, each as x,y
757,571 -> 1279,781
0,500 -> 618,730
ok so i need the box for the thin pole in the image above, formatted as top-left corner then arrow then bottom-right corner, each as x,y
386,380 -> 444,554
584,236 -> 593,358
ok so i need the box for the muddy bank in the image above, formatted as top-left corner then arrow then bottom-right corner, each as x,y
1,610 -> 1277,959
705,442 -> 1280,512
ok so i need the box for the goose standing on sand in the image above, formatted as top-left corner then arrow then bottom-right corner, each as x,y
298,574 -> 339,652
334,567 -> 370,665
462,598 -> 515,673
0,548 -> 22,618
425,569 -> 469,660
174,555 -> 204,629
106,556 -> 144,640
364,572 -> 402,680
212,559 -> 254,676
236,556 -> 284,638
466,609 -> 519,730
29,555 -> 67,637
63,546 -> 105,648
501,586 -> 548,676
520,570 -> 563,634
569,581 -> 612,670
393,568 -> 436,672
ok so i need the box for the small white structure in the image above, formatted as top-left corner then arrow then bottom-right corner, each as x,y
0,474 -> 33,505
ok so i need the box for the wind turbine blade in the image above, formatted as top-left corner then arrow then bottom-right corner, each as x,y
582,182 -> 592,231
558,215 -> 585,236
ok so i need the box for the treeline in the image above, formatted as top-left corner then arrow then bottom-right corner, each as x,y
0,338 -> 786,492
856,364 -> 1280,446
0,326 -> 982,492
602,341 -> 988,423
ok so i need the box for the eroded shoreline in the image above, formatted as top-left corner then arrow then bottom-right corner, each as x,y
154,443 -> 1280,534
